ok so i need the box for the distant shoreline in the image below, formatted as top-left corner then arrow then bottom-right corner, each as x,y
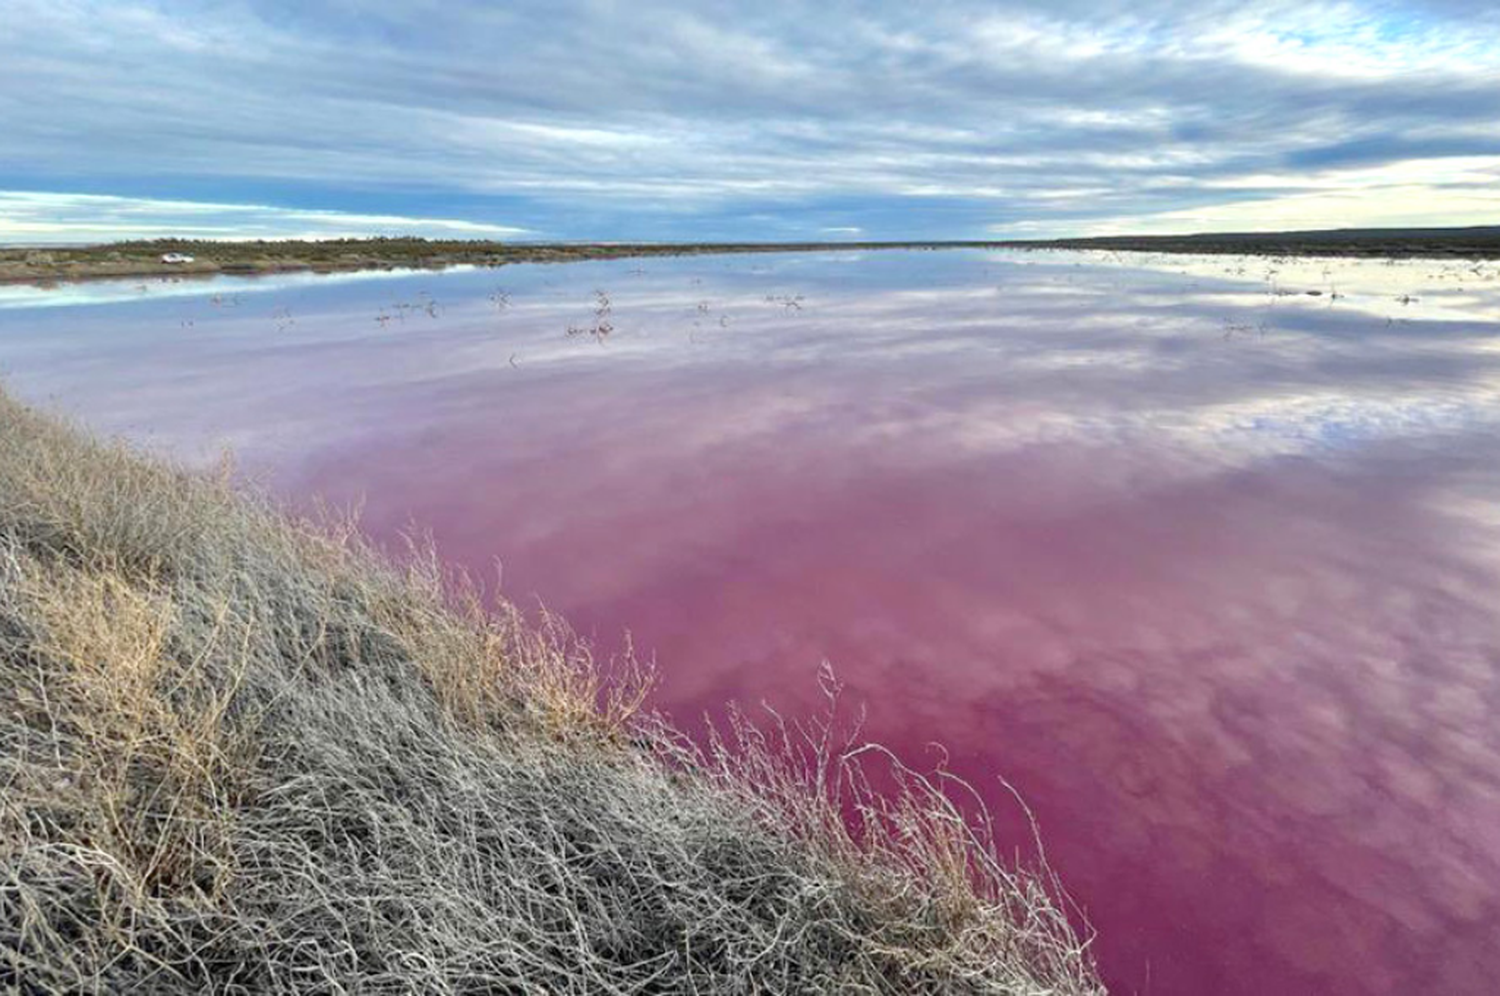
0,240 -> 967,286
1001,224 -> 1500,261
5,225 -> 1499,285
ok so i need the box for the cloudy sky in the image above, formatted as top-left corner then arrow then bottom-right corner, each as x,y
3,0 -> 1499,243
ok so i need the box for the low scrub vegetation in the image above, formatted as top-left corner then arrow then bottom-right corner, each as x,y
0,238 -> 961,284
5,227 -> 1499,286
1018,224 -> 1500,259
0,388 -> 1102,994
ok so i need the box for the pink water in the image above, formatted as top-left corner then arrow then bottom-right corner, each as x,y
4,250 -> 1498,993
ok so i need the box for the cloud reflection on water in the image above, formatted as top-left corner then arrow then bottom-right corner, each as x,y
1,249 -> 1498,994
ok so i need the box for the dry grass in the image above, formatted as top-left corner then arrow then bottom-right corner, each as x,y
0,389 -> 1103,994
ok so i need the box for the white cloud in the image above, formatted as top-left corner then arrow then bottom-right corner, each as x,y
0,192 -> 531,245
1072,158 -> 1500,235
3,1 -> 1499,238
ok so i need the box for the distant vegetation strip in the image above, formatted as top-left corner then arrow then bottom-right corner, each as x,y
0,238 -> 971,284
0,389 -> 1103,994
5,224 -> 1500,283
1006,224 -> 1500,259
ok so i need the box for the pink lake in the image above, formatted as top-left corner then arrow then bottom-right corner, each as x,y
3,249 -> 1498,994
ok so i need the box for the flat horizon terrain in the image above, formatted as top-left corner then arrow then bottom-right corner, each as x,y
4,224 -> 1500,285
4,247 -> 1497,994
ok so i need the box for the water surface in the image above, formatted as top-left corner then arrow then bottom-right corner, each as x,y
3,250 -> 1498,994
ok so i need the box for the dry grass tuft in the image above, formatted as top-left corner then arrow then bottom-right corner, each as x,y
0,388 -> 1103,994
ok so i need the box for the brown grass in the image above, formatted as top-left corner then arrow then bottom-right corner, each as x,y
0,388 -> 1103,994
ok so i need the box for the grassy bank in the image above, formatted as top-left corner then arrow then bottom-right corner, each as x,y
0,390 -> 1102,994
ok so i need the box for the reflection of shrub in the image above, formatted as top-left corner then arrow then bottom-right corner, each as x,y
567,289 -> 616,342
0,391 -> 1103,994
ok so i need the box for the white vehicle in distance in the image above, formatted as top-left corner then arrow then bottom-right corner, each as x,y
159,252 -> 196,264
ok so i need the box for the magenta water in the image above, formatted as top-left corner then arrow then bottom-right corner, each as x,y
3,251 -> 1498,994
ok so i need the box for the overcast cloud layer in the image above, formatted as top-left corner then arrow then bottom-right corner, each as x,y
2,0 -> 1499,242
